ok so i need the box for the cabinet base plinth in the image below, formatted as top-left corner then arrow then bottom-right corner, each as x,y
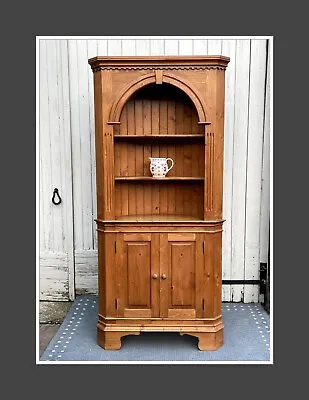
97,321 -> 224,351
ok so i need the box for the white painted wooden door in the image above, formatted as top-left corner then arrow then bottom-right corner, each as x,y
39,37 -> 270,302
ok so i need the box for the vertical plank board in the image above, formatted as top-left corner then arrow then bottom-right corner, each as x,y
68,40 -> 84,250
115,182 -> 121,218
164,40 -> 179,55
135,99 -> 144,175
39,40 -> 53,252
121,183 -> 129,216
207,39 -> 222,55
45,40 -> 63,252
259,40 -> 271,265
183,183 -> 192,217
152,180 -> 160,215
159,183 -> 168,216
58,40 -> 75,299
121,40 -> 136,55
151,100 -> 160,137
167,101 -> 176,213
114,143 -> 121,176
127,101 -> 136,152
175,102 -> 184,215
167,100 -> 176,135
97,40 -> 107,56
143,100 -> 152,214
183,104 -> 192,173
150,183 -> 160,214
107,39 -> 122,56
183,105 -> 193,216
221,39 -> 236,302
143,99 -> 152,136
158,97 -> 168,215
178,39 -> 193,55
87,40 -> 98,249
71,39 -> 93,250
127,101 -> 137,215
231,39 -> 251,302
150,39 -> 165,55
136,39 -> 150,56
136,183 -> 144,216
189,183 -> 202,218
135,99 -> 143,136
193,39 -> 208,55
120,106 -> 128,216
244,40 -> 267,303
159,99 -> 168,134
120,106 -> 128,171
191,108 -> 200,182
87,40 -> 98,58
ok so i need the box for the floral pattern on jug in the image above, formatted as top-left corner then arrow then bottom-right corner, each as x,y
149,157 -> 174,178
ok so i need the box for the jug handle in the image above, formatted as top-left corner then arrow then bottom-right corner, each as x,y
166,158 -> 174,172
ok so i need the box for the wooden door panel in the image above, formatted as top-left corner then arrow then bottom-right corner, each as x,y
160,233 -> 204,319
170,242 -> 195,307
117,233 -> 160,318
127,242 -> 151,307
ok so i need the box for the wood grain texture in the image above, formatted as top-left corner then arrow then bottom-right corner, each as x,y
88,54 -> 229,349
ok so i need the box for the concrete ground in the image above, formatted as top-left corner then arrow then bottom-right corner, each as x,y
39,301 -> 73,357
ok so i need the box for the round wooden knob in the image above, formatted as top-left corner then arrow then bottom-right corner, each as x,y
161,273 -> 167,280
152,274 -> 158,279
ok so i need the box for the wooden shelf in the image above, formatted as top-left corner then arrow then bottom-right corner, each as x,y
114,134 -> 204,139
114,176 -> 204,181
115,214 -> 203,222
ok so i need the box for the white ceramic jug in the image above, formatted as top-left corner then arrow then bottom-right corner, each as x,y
149,157 -> 174,178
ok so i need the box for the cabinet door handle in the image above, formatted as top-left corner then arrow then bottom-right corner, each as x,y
161,273 -> 167,280
152,274 -> 158,279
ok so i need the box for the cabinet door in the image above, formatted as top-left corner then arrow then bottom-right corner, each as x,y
160,233 -> 204,319
116,233 -> 160,318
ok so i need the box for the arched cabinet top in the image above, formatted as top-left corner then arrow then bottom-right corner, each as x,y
108,72 -> 210,124
88,55 -> 230,126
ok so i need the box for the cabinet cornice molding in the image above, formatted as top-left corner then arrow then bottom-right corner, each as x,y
88,55 -> 230,71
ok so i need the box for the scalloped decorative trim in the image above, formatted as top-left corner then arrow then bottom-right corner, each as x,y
92,66 -> 226,72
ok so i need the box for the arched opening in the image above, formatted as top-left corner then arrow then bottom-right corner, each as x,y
116,82 -> 204,136
108,73 -> 210,124
113,82 -> 205,221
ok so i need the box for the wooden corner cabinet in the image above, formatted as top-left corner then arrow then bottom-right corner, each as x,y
88,55 -> 230,350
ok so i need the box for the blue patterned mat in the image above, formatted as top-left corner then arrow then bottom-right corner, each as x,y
40,295 -> 271,362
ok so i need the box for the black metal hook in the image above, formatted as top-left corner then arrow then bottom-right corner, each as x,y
52,188 -> 62,205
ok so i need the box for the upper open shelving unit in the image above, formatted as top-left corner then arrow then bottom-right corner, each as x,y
112,81 -> 206,221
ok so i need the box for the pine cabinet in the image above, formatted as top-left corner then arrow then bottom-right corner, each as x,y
88,55 -> 230,350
